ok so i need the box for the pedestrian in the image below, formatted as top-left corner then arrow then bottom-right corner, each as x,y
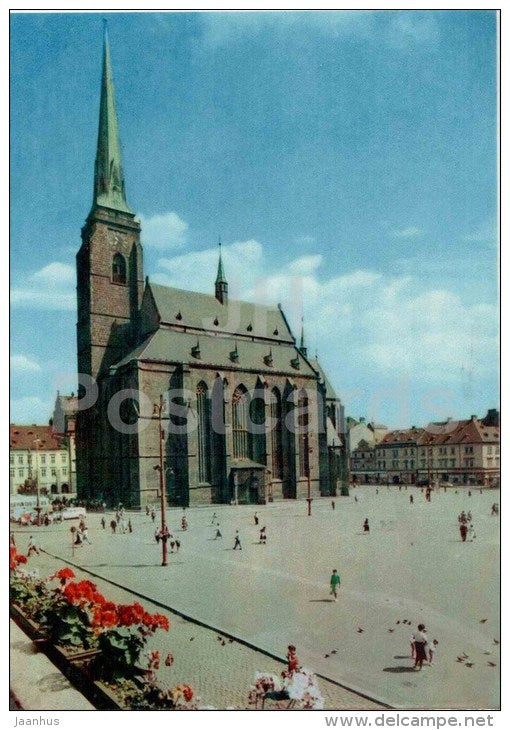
410,494 -> 414,504
459,523 -> 468,542
376,489 -> 378,495
363,518 -> 370,533
211,512 -> 218,525
491,503 -> 499,516
128,519 -> 133,533
27,535 -> 40,556
412,624 -> 428,670
458,511 -> 467,525
330,569 -> 341,601
10,533 -> 16,548
214,526 -> 222,539
254,512 -> 259,526
468,490 -> 472,497
79,517 -> 86,532
354,495 -> 358,503
175,538 -> 181,552
110,519 -> 117,534
81,527 -> 92,545
468,523 -> 476,540
287,645 -> 299,674
428,639 -> 438,665
101,516 -> 106,529
169,537 -> 175,553
331,500 -> 335,510
181,515 -> 188,531
155,529 -> 161,543
259,526 -> 266,544
146,505 -> 150,516
74,531 -> 83,547
151,509 -> 156,523
233,530 -> 242,550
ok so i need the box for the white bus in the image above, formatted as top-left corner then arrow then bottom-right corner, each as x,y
10,495 -> 52,524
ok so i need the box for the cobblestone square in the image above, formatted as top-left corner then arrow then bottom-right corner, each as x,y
14,487 -> 499,710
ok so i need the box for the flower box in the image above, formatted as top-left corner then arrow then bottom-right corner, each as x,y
10,602 -> 47,644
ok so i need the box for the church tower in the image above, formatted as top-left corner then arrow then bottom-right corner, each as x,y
76,27 -> 143,382
76,28 -> 144,498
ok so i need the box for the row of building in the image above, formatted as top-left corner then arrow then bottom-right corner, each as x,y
348,409 -> 500,487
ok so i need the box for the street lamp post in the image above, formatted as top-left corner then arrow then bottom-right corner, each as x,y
33,437 -> 42,526
306,438 -> 313,517
153,396 -> 168,567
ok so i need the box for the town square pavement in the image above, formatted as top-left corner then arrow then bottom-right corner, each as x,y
12,487 -> 499,710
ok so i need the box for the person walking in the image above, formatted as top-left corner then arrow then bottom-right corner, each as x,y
175,538 -> 181,552
428,639 -> 438,665
128,519 -> 133,533
409,494 -> 414,504
181,515 -> 188,531
27,535 -> 40,556
100,516 -> 106,529
259,526 -> 267,544
211,512 -> 218,525
233,530 -> 242,550
459,522 -> 468,542
363,518 -> 370,533
330,569 -> 341,601
110,519 -> 117,534
254,512 -> 259,526
81,527 -> 92,545
331,500 -> 335,510
214,525 -> 222,539
412,624 -> 428,670
151,509 -> 156,523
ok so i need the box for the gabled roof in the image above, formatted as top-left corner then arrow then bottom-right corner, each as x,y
111,327 -> 318,378
418,418 -> 499,446
148,283 -> 294,344
10,424 -> 65,451
380,427 -> 425,446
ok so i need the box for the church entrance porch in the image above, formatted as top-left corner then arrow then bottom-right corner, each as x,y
229,460 -> 266,505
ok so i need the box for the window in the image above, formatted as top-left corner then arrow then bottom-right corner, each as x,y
51,468 -> 56,476
232,386 -> 250,459
10,469 -> 14,478
61,453 -> 67,463
421,460 -> 426,468
451,447 -> 455,454
392,460 -> 398,468
62,467 -> 67,476
18,455 -> 23,464
112,252 -> 127,284
487,446 -> 493,455
196,382 -> 212,483
41,468 -> 47,476
393,449 -> 398,458
297,391 -> 310,478
270,388 -> 283,480
51,454 -> 56,463
41,454 -> 46,464
450,459 -> 456,467
18,468 -> 24,477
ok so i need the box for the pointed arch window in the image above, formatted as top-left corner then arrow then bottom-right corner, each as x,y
298,390 -> 310,478
112,252 -> 127,284
270,387 -> 283,479
197,382 -> 212,483
232,385 -> 250,459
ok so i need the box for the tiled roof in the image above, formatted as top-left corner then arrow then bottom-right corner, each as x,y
10,424 -> 65,451
149,283 -> 295,344
111,328 -> 318,378
380,428 -> 425,445
378,419 -> 500,447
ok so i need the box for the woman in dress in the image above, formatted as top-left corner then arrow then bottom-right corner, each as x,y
412,624 -> 428,670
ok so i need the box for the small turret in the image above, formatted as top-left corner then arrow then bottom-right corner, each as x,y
215,237 -> 228,305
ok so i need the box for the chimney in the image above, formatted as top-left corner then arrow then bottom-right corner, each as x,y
470,414 -> 477,421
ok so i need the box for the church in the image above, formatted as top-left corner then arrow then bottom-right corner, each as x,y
76,32 -> 347,508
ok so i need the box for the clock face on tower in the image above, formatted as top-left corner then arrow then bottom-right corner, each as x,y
107,228 -> 127,250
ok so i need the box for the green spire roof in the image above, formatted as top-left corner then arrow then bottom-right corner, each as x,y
215,238 -> 227,284
92,27 -> 132,215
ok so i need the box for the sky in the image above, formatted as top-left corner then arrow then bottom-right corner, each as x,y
10,10 -> 499,428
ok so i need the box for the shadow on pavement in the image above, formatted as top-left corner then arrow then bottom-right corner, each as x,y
309,599 -> 336,603
383,666 -> 416,673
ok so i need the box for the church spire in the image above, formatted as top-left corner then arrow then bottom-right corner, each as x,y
299,317 -> 307,357
215,237 -> 228,304
92,24 -> 133,215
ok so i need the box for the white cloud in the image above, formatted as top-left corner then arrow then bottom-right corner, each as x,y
390,226 -> 422,239
11,261 -> 76,311
153,239 -> 498,388
10,396 -> 52,424
30,262 -> 75,285
11,354 -> 41,373
139,212 -> 188,250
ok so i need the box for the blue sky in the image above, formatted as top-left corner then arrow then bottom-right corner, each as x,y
10,10 -> 499,428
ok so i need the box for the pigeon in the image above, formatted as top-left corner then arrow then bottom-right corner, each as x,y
493,639 -> 500,645
388,629 -> 394,633
484,651 -> 492,655
465,662 -> 474,668
396,621 -> 401,625
456,657 -> 465,663
487,662 -> 497,667
331,650 -> 338,654
479,619 -> 487,623
190,637 -> 194,641
324,654 -> 330,658
220,640 -> 226,646
228,638 -> 234,643
357,628 -> 364,633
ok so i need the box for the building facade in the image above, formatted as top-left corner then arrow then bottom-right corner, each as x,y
75,32 -> 345,508
350,439 -> 378,484
9,425 -> 71,496
51,393 -> 78,493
